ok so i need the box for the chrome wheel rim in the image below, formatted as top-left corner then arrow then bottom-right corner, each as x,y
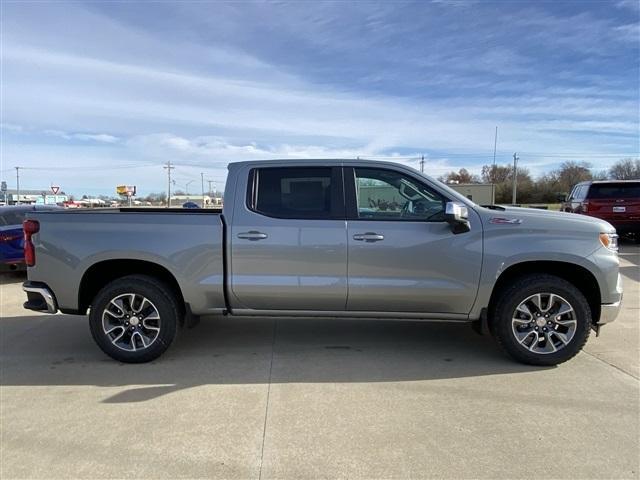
511,293 -> 577,354
102,293 -> 161,352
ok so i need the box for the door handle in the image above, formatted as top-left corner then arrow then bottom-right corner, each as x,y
237,231 -> 268,241
353,232 -> 384,242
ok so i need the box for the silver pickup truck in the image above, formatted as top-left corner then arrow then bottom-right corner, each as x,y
22,159 -> 623,365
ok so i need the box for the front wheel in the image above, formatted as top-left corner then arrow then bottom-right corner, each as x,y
89,275 -> 180,363
491,274 -> 591,366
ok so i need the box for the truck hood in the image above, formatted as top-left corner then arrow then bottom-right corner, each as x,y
476,206 -> 616,234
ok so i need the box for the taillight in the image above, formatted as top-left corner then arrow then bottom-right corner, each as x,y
23,219 -> 39,267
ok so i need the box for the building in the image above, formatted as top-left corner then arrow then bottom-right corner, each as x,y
1,189 -> 69,205
449,183 -> 495,205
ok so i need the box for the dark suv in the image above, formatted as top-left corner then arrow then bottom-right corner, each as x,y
562,180 -> 640,236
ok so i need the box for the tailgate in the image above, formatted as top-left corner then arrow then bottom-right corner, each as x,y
587,183 -> 640,223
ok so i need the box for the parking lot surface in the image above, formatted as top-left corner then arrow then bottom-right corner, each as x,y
1,243 -> 638,479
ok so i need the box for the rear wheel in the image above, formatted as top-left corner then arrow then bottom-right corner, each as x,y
89,275 -> 180,363
491,274 -> 591,366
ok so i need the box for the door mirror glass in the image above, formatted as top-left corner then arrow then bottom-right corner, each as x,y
445,202 -> 470,234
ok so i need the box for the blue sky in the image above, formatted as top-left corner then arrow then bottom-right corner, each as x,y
1,0 -> 639,196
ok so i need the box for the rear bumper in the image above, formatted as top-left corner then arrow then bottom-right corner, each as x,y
22,281 -> 58,314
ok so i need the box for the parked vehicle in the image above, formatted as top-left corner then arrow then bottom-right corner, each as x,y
562,180 -> 640,239
22,160 -> 622,365
1,205 -> 60,270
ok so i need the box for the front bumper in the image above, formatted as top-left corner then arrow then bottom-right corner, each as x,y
597,273 -> 623,325
599,300 -> 622,324
23,281 -> 58,314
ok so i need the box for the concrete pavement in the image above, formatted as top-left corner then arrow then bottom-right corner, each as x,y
1,243 -> 638,479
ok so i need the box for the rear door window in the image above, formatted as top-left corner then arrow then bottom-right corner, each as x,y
587,183 -> 640,199
247,167 -> 343,219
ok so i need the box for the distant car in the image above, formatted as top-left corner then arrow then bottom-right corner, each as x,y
0,205 -> 61,270
562,180 -> 640,238
182,201 -> 200,209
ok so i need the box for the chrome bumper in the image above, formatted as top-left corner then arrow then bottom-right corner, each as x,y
598,273 -> 623,325
599,299 -> 622,324
23,282 -> 58,314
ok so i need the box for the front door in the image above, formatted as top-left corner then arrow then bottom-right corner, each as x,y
230,165 -> 348,311
345,166 -> 482,314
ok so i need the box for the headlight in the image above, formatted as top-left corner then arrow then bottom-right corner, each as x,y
599,232 -> 619,252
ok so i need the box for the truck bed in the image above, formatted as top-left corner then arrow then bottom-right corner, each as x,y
26,209 -> 227,315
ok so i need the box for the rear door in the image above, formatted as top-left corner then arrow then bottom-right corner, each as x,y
344,166 -> 482,314
229,165 -> 348,311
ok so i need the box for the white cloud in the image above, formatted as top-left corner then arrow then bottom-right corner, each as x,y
1,1 -> 637,195
43,129 -> 120,143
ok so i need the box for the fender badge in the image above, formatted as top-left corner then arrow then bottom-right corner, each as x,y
489,217 -> 523,225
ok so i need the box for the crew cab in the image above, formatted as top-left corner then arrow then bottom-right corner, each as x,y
22,160 -> 623,365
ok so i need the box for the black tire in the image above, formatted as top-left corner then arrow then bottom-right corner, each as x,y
490,274 -> 591,366
89,275 -> 180,363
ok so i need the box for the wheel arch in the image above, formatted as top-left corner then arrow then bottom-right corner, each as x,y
487,261 -> 601,327
78,259 -> 185,316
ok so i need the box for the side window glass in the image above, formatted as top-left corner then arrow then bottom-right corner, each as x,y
249,167 -> 334,219
576,186 -> 587,200
354,168 -> 446,221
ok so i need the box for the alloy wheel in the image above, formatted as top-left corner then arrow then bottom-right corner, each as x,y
511,293 -> 577,354
102,293 -> 161,352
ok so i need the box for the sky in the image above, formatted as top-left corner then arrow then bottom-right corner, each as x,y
1,0 -> 639,197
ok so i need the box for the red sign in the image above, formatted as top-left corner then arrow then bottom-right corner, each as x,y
51,186 -> 60,194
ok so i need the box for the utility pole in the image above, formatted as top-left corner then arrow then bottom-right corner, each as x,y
163,161 -> 174,207
200,173 -> 205,208
512,152 -> 519,205
492,126 -> 498,168
14,167 -> 20,205
207,180 -> 213,197
185,180 -> 194,195
420,155 -> 425,173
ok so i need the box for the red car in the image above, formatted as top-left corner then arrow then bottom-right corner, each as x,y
562,180 -> 640,238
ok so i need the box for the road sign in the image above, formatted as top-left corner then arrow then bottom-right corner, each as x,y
1,181 -> 6,192
51,186 -> 60,194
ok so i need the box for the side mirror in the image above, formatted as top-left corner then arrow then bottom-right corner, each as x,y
445,202 -> 470,234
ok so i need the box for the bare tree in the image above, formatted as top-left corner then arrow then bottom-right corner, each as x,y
439,168 -> 481,184
556,161 -> 593,192
609,158 -> 640,180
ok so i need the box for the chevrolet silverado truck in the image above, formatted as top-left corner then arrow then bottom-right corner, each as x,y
22,159 -> 623,365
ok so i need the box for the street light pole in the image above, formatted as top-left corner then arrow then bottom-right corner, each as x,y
185,180 -> 194,195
